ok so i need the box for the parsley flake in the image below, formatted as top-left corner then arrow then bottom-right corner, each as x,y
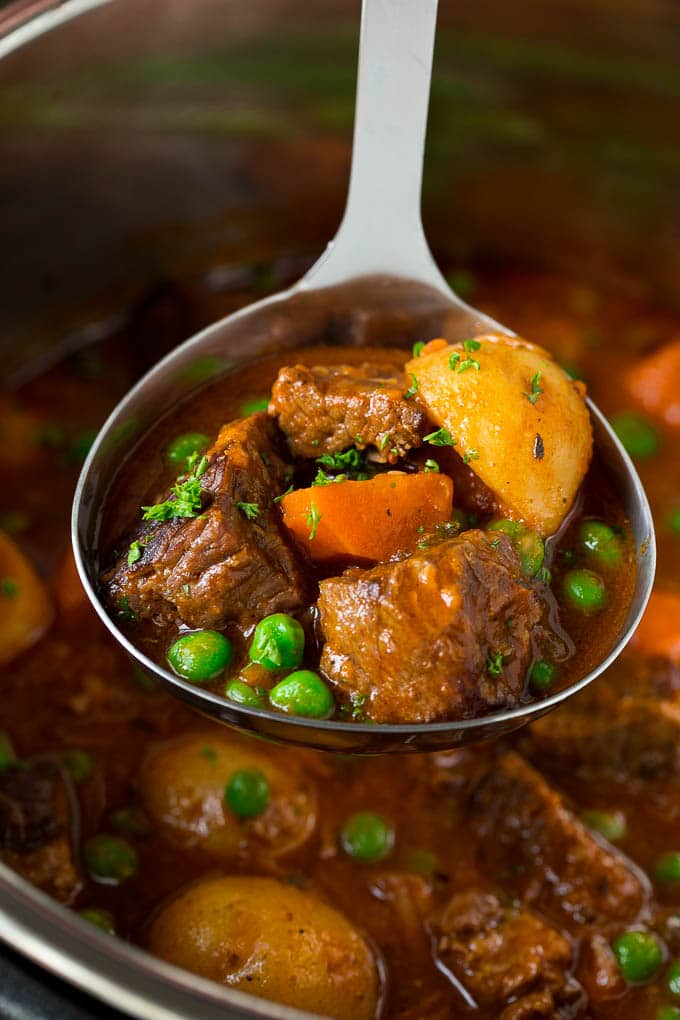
1,577 -> 18,599
424,427 -> 455,447
305,502 -> 322,541
236,501 -> 260,520
458,356 -> 481,374
424,459 -> 440,473
463,339 -> 482,352
404,373 -> 419,400
141,454 -> 209,522
412,341 -> 425,358
127,539 -> 146,566
523,371 -> 544,405
448,351 -> 460,371
463,449 -> 479,465
274,485 -> 294,504
487,652 -> 504,677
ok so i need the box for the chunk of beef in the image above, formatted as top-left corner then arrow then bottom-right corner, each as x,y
471,752 -> 648,931
103,414 -> 309,630
0,760 -> 81,903
269,362 -> 427,461
527,692 -> 680,781
317,531 -> 543,723
434,890 -> 584,1016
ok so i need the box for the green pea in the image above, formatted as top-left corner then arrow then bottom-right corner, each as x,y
658,1008 -> 680,1020
249,613 -> 305,671
167,630 -> 233,682
85,835 -> 138,885
562,568 -> 607,613
0,732 -> 15,773
269,670 -> 334,718
515,528 -> 545,578
613,930 -> 663,983
61,749 -> 93,783
611,412 -> 660,459
668,509 -> 680,536
341,812 -> 395,862
487,518 -> 520,539
78,908 -> 115,934
530,660 -> 557,695
655,852 -> 680,886
579,520 -> 622,569
225,678 -> 266,709
166,432 -> 209,467
110,806 -> 152,838
225,768 -> 270,819
240,396 -> 270,416
581,809 -> 627,842
487,520 -> 544,577
667,960 -> 680,997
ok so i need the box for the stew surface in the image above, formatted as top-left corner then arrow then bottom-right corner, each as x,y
1,263 -> 680,1020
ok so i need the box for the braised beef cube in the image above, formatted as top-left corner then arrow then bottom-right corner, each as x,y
269,362 -> 427,461
434,890 -> 584,1015
527,691 -> 680,781
102,414 -> 309,630
471,751 -> 648,931
317,531 -> 543,723
0,760 -> 81,904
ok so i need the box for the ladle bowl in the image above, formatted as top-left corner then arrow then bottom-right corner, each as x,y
72,0 -> 655,753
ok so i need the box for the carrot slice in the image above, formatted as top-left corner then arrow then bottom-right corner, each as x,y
280,472 -> 454,563
0,531 -> 53,664
626,337 -> 680,427
630,589 -> 680,662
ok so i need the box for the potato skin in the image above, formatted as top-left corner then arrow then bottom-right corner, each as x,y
407,334 -> 592,535
148,875 -> 381,1020
139,733 -> 317,861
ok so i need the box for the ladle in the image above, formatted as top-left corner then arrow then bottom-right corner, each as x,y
72,0 -> 655,753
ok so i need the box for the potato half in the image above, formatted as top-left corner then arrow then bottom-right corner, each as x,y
407,334 -> 592,535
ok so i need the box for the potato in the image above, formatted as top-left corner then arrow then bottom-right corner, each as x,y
407,334 -> 592,535
139,732 -> 317,861
148,875 -> 380,1020
0,531 -> 53,664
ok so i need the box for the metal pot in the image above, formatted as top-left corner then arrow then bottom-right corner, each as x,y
0,1 -> 678,1016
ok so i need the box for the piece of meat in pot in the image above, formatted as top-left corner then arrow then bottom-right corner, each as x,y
0,760 -> 82,903
433,890 -> 585,1016
102,414 -> 309,630
471,751 -> 648,932
269,362 -> 427,461
317,530 -> 544,723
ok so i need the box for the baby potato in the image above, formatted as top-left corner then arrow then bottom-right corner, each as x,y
0,531 -> 53,664
148,875 -> 380,1020
139,733 -> 317,861
407,334 -> 592,535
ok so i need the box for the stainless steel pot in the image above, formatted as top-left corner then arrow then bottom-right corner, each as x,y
1,1 -> 678,1017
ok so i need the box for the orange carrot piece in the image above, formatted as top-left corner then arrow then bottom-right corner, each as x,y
626,337 -> 680,427
280,472 -> 454,563
631,589 -> 680,662
419,338 -> 449,357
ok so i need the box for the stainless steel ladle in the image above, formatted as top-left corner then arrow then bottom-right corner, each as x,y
72,0 -> 655,753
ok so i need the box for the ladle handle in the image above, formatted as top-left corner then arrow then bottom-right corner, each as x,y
302,0 -> 447,293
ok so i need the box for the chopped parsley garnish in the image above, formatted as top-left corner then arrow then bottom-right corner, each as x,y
305,502 -> 322,541
351,692 -> 368,720
379,434 -> 391,452
537,566 -> 552,585
141,453 -> 209,522
182,583 -> 191,596
312,468 -> 347,487
117,596 -> 137,622
523,371 -> 544,405
200,745 -> 218,765
487,652 -> 504,677
404,373 -> 419,400
1,577 -> 18,599
448,351 -> 460,371
424,427 -> 455,447
127,539 -> 147,566
273,484 -> 294,504
458,355 -> 481,374
236,501 -> 260,520
412,341 -> 425,358
463,339 -> 481,352
424,459 -> 440,473
463,449 -> 479,465
318,447 -> 363,471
